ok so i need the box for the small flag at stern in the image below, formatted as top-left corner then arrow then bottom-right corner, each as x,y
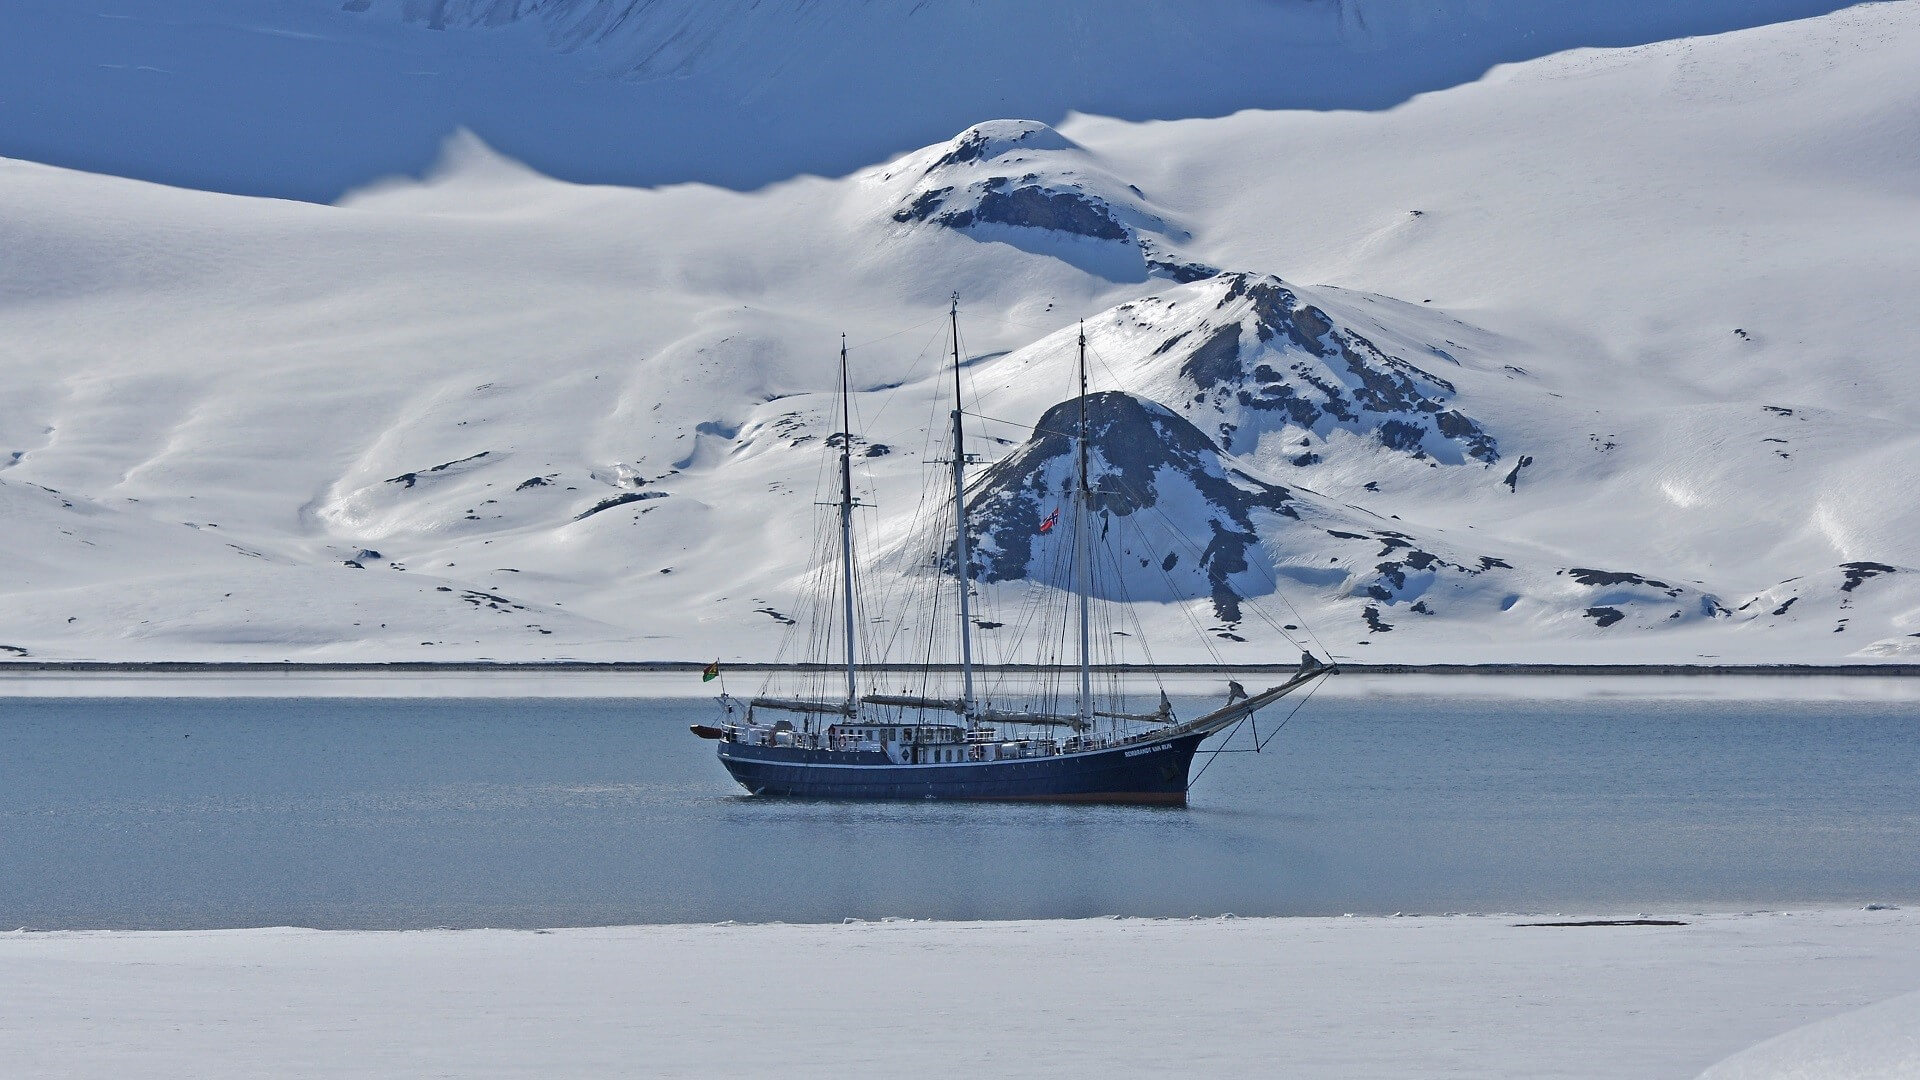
701,660 -> 720,683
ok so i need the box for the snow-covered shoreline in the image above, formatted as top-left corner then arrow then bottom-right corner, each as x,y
4,909 -> 1914,1079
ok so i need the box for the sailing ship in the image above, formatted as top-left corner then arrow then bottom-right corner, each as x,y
691,299 -> 1334,804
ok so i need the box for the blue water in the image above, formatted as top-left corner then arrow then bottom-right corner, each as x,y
2,692 -> 1915,928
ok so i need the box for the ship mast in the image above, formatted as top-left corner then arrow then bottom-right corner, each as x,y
949,296 -> 976,717
837,335 -> 858,710
1075,322 -> 1093,728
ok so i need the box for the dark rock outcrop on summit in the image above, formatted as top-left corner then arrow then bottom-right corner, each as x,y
1148,274 -> 1500,464
888,121 -> 1206,280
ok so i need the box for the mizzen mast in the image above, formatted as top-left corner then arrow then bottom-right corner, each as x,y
836,334 -> 859,709
948,296 -> 976,717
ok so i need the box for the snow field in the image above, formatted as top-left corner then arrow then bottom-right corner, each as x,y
2,909 -> 1915,1079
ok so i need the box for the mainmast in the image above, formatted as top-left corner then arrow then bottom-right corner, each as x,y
837,335 -> 858,709
949,296 -> 976,716
1075,322 -> 1093,727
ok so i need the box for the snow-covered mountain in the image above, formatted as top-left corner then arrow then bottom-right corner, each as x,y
1,1 -> 1917,664
962,390 -> 1719,642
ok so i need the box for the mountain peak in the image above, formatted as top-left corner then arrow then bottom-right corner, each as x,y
923,120 -> 1079,173
884,120 -> 1203,280
1119,273 -> 1501,464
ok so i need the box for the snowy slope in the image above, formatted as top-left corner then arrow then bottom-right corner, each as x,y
1,3 -> 1918,663
1699,986 -> 1920,1079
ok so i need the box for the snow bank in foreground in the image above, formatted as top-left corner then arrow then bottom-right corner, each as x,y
2,910 -> 1914,1079
1699,987 -> 1920,1080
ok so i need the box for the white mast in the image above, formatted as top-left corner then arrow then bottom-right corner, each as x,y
837,335 -> 858,709
1076,322 -> 1093,727
949,296 -> 976,716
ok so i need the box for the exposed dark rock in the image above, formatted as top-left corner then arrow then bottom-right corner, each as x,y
1166,274 -> 1499,463
754,606 -> 797,625
1145,255 -> 1220,283
386,451 -> 491,489
573,490 -> 667,521
965,391 -> 1294,622
1771,597 -> 1798,616
1362,605 -> 1393,633
1584,606 -> 1626,627
1840,562 -> 1896,592
517,476 -> 551,490
892,187 -> 953,222
924,124 -> 1046,171
1503,454 -> 1534,492
938,185 -> 1130,241
1182,325 -> 1244,390
1566,568 -> 1672,591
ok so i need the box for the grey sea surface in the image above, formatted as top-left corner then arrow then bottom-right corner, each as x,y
2,676 -> 1915,929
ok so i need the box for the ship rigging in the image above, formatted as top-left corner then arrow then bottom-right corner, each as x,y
692,297 -> 1334,803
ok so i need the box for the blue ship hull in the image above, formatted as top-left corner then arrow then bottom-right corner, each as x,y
716,730 -> 1209,805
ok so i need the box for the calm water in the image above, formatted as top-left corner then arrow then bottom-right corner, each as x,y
2,689 -> 1916,928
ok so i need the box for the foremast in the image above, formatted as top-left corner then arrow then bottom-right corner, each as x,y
1074,322 -> 1093,728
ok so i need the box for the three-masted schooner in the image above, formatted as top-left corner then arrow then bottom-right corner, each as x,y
691,299 -> 1333,804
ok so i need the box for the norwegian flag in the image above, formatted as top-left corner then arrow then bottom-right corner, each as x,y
1038,507 -> 1060,534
